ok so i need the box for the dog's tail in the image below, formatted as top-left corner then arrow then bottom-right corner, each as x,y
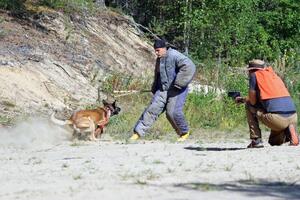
50,112 -> 72,126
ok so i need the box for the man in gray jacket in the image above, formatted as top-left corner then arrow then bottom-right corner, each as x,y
130,39 -> 196,141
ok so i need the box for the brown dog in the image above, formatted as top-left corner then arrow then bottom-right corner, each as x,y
51,100 -> 121,140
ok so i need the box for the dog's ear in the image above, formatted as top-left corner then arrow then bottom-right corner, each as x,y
112,100 -> 116,107
102,99 -> 108,106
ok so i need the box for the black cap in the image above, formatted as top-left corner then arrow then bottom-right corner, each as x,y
153,39 -> 166,49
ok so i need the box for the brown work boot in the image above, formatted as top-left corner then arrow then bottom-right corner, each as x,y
247,138 -> 264,148
286,124 -> 299,146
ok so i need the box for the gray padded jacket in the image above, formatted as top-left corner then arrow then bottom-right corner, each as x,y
151,48 -> 196,92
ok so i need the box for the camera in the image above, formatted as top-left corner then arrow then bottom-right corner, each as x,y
227,91 -> 241,99
228,91 -> 245,103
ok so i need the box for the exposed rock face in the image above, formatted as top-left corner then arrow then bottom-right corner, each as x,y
0,9 -> 155,121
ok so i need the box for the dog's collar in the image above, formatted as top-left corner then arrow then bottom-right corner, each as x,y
97,107 -> 111,130
104,106 -> 113,116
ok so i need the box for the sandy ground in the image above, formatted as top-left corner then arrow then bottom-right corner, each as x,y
0,119 -> 300,200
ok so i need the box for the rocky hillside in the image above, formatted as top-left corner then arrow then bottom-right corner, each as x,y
0,8 -> 155,123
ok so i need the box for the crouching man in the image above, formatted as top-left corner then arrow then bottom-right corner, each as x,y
235,59 -> 299,148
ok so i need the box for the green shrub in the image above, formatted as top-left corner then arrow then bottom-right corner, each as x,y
185,92 -> 246,131
39,0 -> 95,14
0,0 -> 24,12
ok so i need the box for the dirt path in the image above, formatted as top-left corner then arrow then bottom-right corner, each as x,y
0,120 -> 300,200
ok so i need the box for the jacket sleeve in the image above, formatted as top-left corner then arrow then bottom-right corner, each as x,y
174,53 -> 196,89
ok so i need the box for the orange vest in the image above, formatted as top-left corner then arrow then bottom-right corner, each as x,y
255,67 -> 290,100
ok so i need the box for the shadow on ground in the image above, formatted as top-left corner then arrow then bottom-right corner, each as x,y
173,180 -> 300,199
184,146 -> 246,151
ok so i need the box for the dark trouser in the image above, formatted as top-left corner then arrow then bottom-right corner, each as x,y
246,103 -> 297,145
134,87 -> 189,136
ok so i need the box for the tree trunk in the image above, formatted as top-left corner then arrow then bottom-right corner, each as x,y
94,0 -> 106,7
184,0 -> 191,55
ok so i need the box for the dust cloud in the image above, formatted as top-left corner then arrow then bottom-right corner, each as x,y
0,118 -> 70,148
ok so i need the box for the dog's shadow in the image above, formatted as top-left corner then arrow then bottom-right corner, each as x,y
184,146 -> 246,151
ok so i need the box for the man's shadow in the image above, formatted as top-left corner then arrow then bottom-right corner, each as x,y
184,146 -> 246,151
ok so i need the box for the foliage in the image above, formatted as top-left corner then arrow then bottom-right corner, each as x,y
101,72 -> 152,93
185,65 -> 248,131
0,0 -> 97,15
106,0 -> 300,68
0,115 -> 12,125
2,1 -> 299,66
38,0 -> 95,14
0,0 -> 25,12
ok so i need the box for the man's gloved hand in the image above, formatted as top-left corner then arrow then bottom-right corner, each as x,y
151,85 -> 157,94
235,96 -> 246,104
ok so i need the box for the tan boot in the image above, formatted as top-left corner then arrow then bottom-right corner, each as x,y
129,132 -> 140,141
177,132 -> 190,142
